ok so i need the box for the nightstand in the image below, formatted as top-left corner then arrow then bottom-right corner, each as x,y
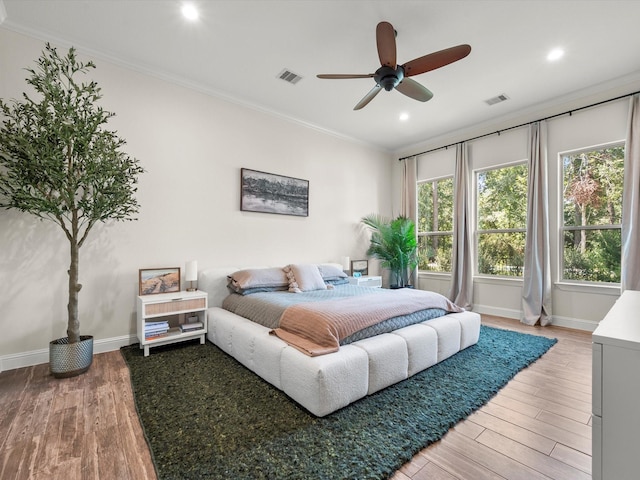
347,275 -> 382,288
136,290 -> 208,356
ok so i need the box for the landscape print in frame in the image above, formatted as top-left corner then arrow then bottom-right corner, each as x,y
241,168 -> 309,217
139,267 -> 181,295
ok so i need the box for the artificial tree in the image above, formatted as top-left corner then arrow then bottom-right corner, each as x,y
0,44 -> 144,371
361,214 -> 418,288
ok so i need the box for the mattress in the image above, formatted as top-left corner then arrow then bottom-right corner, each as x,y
199,265 -> 481,416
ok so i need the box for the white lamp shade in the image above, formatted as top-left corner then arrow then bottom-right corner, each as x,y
341,256 -> 350,271
185,260 -> 198,282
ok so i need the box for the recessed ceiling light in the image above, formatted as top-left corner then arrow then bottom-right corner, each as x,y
399,112 -> 409,121
181,3 -> 199,21
547,48 -> 564,62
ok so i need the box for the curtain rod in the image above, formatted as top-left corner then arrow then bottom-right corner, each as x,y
398,89 -> 640,161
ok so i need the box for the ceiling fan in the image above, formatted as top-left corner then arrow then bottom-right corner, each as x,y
317,21 -> 471,110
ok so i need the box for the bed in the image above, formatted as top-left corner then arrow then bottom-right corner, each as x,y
199,263 -> 481,417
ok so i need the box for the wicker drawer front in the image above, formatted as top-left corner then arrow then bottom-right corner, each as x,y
145,298 -> 206,316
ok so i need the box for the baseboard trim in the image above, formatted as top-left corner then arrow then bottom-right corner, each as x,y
551,315 -> 599,332
0,311 -> 600,373
473,304 -> 598,332
472,304 -> 521,320
0,334 -> 138,373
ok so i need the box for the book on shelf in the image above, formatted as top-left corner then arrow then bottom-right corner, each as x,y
145,325 -> 169,333
145,321 -> 169,333
145,333 -> 168,340
145,330 -> 168,338
180,321 -> 203,332
145,320 -> 169,328
145,326 -> 180,340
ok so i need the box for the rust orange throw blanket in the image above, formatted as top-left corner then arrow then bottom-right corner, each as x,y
271,288 -> 463,356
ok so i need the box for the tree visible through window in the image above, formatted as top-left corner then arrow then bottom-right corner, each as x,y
562,144 -> 623,283
476,163 -> 528,276
417,177 -> 453,272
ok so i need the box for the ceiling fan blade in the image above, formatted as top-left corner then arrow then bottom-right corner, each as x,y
395,78 -> 433,102
376,21 -> 397,68
354,85 -> 383,110
403,44 -> 471,77
317,73 -> 375,79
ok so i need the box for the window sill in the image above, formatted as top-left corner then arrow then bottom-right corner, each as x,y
418,271 -> 451,279
473,275 -> 524,286
419,273 -> 621,295
554,281 -> 621,296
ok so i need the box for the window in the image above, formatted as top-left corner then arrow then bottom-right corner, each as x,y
417,177 -> 453,272
476,163 -> 528,276
561,144 -> 624,283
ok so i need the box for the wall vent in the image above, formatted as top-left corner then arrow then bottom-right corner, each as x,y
485,94 -> 509,106
277,69 -> 303,85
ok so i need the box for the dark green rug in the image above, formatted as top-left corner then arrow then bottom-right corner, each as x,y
121,326 -> 556,480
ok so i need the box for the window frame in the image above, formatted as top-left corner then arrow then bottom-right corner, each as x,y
557,141 -> 624,286
474,159 -> 528,279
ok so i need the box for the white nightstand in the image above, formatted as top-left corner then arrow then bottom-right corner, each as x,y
347,275 -> 382,288
136,290 -> 208,356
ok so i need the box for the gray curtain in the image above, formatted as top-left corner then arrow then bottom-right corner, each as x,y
521,121 -> 552,326
402,156 -> 418,286
448,143 -> 473,309
622,94 -> 640,292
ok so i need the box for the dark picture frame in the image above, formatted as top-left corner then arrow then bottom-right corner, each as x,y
351,259 -> 369,276
139,267 -> 181,295
241,168 -> 309,217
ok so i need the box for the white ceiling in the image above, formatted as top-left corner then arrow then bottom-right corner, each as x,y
2,0 -> 640,153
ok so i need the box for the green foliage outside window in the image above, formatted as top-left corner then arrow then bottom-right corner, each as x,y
476,164 -> 528,277
562,145 -> 623,283
417,177 -> 453,272
417,144 -> 624,284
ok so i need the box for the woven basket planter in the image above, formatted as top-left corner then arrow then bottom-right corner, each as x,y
49,335 -> 94,378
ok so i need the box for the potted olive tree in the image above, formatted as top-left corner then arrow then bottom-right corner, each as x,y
361,214 -> 418,288
0,44 -> 144,377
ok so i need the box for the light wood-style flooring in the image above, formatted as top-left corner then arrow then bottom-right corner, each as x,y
0,315 -> 592,480
394,315 -> 592,480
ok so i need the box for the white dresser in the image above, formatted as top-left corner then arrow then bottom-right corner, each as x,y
592,290 -> 640,480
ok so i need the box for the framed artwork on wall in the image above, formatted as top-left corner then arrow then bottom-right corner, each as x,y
240,168 -> 309,217
139,267 -> 181,295
351,259 -> 369,277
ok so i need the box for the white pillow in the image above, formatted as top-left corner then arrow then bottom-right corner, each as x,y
283,264 -> 328,293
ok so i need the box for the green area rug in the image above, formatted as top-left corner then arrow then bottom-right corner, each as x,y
121,326 -> 556,480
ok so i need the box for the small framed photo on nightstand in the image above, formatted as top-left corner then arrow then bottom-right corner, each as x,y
139,267 -> 181,295
351,259 -> 368,276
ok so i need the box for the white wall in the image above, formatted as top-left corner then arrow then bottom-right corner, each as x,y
400,98 -> 630,331
0,29 -> 393,369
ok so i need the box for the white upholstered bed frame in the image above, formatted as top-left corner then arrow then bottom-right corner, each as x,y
199,265 -> 481,417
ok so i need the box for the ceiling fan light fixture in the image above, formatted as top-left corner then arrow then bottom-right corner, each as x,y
374,66 -> 404,91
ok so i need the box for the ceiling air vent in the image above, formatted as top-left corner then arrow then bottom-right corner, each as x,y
277,69 -> 303,85
485,94 -> 509,106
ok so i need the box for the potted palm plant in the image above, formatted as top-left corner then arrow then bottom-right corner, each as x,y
361,214 -> 418,288
0,43 -> 144,377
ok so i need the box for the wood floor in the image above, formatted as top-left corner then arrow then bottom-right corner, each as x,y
394,316 -> 593,480
0,315 -> 592,480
